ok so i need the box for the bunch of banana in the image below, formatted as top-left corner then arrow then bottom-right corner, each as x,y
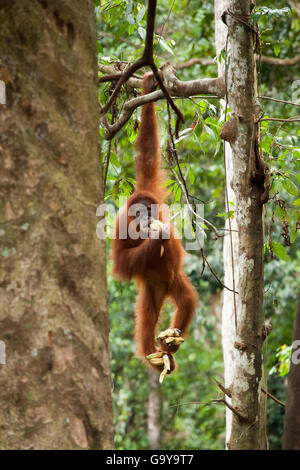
157,328 -> 184,346
146,351 -> 172,384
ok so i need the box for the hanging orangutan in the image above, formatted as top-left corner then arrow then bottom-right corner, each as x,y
112,72 -> 197,382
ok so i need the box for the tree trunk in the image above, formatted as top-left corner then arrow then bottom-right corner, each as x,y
215,0 -> 237,446
0,0 -> 114,449
282,292 -> 300,449
147,368 -> 162,450
215,0 -> 267,449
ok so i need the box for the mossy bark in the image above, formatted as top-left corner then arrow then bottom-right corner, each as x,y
0,0 -> 114,449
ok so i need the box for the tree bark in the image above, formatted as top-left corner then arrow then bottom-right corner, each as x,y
215,0 -> 267,449
282,292 -> 300,449
147,368 -> 162,450
215,0 -> 237,446
0,0 -> 114,449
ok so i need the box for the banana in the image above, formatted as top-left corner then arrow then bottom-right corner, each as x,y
149,357 -> 164,365
164,336 -> 184,345
159,367 -> 168,384
172,337 -> 185,345
157,328 -> 181,339
165,337 -> 175,344
160,245 -> 164,257
150,220 -> 164,231
146,351 -> 164,360
163,354 -> 171,371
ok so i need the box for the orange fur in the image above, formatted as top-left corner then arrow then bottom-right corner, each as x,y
112,72 -> 197,373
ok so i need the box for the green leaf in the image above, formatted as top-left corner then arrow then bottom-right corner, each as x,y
173,184 -> 182,202
260,121 -> 268,132
272,241 -> 291,262
292,199 -> 300,206
110,152 -> 120,168
216,210 -> 234,220
128,24 -> 135,35
203,124 -> 216,141
274,44 -> 281,56
290,224 -> 297,243
282,178 -> 298,197
291,211 -> 300,243
136,6 -> 146,24
218,49 -> 226,63
138,27 -> 146,41
158,38 -> 174,56
189,169 -> 195,185
260,135 -> 273,153
274,204 -> 290,223
126,13 -> 135,25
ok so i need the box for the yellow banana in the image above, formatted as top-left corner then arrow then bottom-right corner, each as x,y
163,354 -> 171,371
157,328 -> 181,339
146,351 -> 164,359
149,357 -> 164,365
172,337 -> 185,345
159,368 -> 168,384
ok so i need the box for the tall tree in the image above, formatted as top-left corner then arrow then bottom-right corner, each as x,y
0,0 -> 114,449
215,0 -> 267,449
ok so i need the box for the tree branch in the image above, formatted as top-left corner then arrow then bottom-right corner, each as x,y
101,65 -> 225,139
260,54 -> 300,66
173,53 -> 300,70
258,95 -> 300,108
102,90 -> 163,139
175,58 -> 217,69
261,388 -> 285,408
99,64 -> 142,89
99,0 -> 184,123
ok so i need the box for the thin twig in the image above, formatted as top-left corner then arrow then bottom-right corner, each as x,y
258,96 -> 300,108
103,94 -> 117,192
103,139 -> 112,192
212,398 -> 248,422
168,398 -> 247,421
214,378 -> 232,397
261,387 -> 285,408
260,117 -> 300,123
